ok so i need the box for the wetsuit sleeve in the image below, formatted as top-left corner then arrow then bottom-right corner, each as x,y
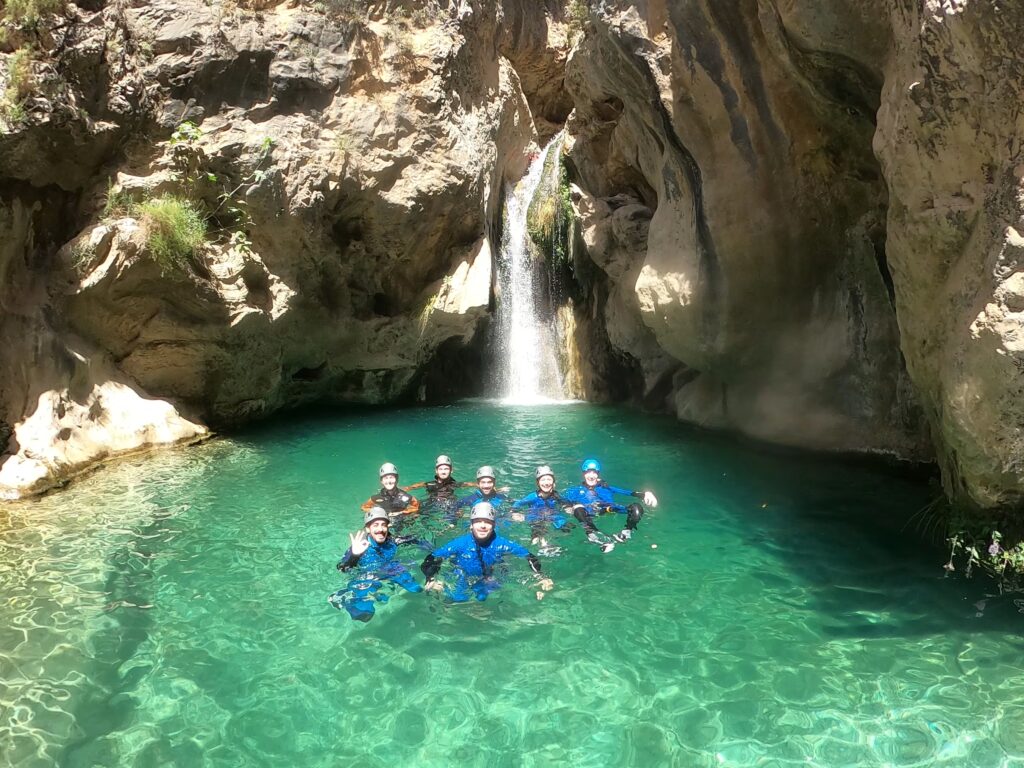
404,496 -> 421,514
603,483 -> 635,497
337,548 -> 361,571
360,497 -> 375,512
511,494 -> 532,509
525,554 -> 542,575
421,540 -> 458,581
394,535 -> 422,547
403,481 -> 428,491
420,555 -> 441,580
503,540 -> 531,558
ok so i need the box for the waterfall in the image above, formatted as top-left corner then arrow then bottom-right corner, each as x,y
495,133 -> 573,404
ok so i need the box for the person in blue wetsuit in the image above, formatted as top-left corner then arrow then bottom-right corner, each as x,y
420,502 -> 553,602
562,458 -> 659,552
510,464 -> 574,548
455,465 -> 510,518
328,506 -> 424,622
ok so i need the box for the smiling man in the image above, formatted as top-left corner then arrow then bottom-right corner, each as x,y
420,502 -> 553,602
328,506 -> 425,622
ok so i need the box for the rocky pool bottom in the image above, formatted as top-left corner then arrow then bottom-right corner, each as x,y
2,402 -> 1023,767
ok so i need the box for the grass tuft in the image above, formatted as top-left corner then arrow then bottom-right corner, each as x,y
137,195 -> 207,274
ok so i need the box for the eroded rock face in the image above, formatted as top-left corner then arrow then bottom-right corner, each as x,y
564,0 -> 928,458
0,0 -> 536,497
875,0 -> 1024,510
3,0 -> 1024,517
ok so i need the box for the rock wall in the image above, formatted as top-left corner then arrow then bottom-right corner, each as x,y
0,0 -> 537,498
3,0 -> 1024,518
561,0 -> 1024,516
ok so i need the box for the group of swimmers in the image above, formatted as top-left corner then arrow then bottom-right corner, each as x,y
328,455 -> 659,621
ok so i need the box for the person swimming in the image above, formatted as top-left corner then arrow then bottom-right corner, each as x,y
420,502 -> 553,602
562,458 -> 658,552
328,506 -> 426,622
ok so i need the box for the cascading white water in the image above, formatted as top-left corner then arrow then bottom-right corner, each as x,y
495,134 -> 568,404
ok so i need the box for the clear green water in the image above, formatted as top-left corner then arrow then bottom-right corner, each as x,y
2,403 -> 1024,767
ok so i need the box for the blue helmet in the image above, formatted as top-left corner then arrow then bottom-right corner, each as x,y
581,458 -> 601,473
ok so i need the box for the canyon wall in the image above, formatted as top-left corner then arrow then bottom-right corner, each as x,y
2,0 -> 1023,517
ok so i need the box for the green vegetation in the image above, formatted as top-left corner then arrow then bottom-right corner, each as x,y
566,0 -> 589,41
2,0 -> 65,30
102,179 -> 133,218
946,524 -> 1024,593
526,150 -> 574,264
1,47 -> 35,127
137,196 -> 207,274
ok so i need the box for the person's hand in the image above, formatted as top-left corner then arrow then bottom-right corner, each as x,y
511,512 -> 525,522
499,486 -> 511,494
349,529 -> 370,556
643,491 -> 658,508
424,580 -> 444,592
538,577 -> 553,591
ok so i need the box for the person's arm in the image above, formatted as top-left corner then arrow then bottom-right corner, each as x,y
604,482 -> 658,506
403,496 -> 421,514
403,481 -> 428,491
360,497 -> 376,512
420,540 -> 457,582
336,547 -> 360,571
511,493 -> 533,510
521,550 -> 553,591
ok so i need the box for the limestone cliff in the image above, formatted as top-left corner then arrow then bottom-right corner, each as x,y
560,0 -> 1024,516
2,0 -> 1024,520
0,0 -> 534,497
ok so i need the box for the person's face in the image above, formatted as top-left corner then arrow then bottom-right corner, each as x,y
478,477 -> 494,493
436,464 -> 452,480
471,519 -> 494,539
381,473 -> 397,490
583,470 -> 600,488
367,519 -> 390,543
538,475 -> 555,493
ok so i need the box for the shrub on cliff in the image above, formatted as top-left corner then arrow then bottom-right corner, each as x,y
137,196 -> 207,275
0,47 -> 35,126
2,0 -> 65,30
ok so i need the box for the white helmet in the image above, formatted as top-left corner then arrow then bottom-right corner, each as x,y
535,465 -> 554,481
470,501 -> 496,522
363,506 -> 390,525
435,454 -> 452,468
379,462 -> 398,478
476,465 -> 495,480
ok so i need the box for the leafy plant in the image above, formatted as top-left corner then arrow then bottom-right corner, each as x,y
946,526 -> 1024,594
137,195 -> 207,274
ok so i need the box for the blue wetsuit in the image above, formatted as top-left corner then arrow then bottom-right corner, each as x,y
511,490 -> 572,535
328,535 -> 423,621
420,532 -> 541,602
456,489 -> 509,512
562,482 -> 640,516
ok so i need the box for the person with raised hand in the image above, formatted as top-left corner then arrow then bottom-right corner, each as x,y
328,506 -> 425,622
